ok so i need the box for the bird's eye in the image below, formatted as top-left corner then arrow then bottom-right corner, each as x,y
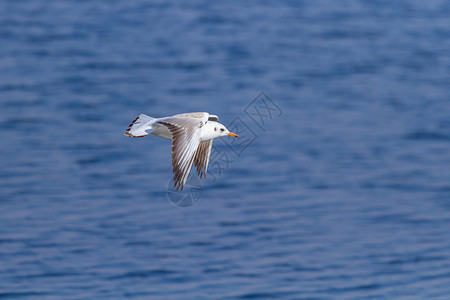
214,127 -> 217,131
220,128 -> 224,132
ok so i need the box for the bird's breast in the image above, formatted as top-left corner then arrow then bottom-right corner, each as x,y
200,127 -> 217,141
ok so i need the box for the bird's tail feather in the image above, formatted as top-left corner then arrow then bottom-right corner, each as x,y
124,114 -> 156,138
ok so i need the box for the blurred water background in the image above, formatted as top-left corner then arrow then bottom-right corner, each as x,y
1,0 -> 450,299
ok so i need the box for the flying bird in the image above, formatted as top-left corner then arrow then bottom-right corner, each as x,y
125,112 -> 238,191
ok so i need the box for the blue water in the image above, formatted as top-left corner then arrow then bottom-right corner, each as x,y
1,0 -> 450,298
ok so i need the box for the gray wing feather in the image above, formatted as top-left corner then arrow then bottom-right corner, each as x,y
194,140 -> 213,179
157,116 -> 206,191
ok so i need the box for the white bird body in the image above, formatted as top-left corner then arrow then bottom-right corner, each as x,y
124,112 -> 238,190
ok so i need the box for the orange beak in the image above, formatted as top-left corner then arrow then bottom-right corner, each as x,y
227,132 -> 239,138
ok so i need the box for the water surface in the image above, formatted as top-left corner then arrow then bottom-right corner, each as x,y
1,0 -> 450,299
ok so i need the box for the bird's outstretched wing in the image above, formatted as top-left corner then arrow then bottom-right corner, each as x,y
194,140 -> 213,179
208,115 -> 219,122
157,113 -> 208,190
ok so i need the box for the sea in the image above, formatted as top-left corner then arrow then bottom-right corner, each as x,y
1,0 -> 450,299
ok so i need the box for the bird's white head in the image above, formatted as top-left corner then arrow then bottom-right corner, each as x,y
202,121 -> 239,141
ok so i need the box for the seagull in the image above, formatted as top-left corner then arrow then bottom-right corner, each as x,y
124,112 -> 238,191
